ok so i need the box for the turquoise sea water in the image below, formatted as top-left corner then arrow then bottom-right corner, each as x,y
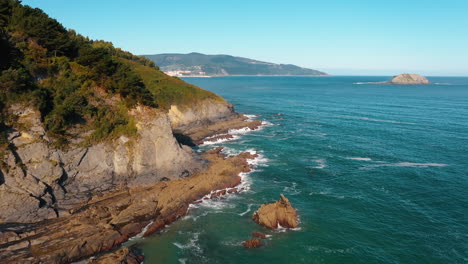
137,76 -> 468,263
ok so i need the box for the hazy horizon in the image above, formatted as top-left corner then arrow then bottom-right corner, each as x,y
22,0 -> 468,76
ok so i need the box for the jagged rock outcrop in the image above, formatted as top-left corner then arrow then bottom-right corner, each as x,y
252,194 -> 298,229
0,105 -> 205,223
388,74 -> 431,84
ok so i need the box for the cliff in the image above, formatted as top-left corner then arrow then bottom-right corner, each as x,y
0,148 -> 257,263
0,105 -> 207,223
0,2 -> 263,262
0,1 -> 248,223
388,74 -> 431,84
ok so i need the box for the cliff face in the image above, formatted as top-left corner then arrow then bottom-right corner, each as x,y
168,98 -> 238,131
0,104 -> 212,223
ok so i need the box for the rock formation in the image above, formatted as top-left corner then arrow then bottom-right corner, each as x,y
87,247 -> 144,264
252,194 -> 298,229
0,148 -> 257,263
0,98 -> 261,224
243,238 -> 262,248
388,73 -> 431,84
252,232 -> 267,239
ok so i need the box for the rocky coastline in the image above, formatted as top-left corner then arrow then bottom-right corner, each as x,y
0,97 -> 264,263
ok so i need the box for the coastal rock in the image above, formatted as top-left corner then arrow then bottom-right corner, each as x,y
87,247 -> 144,264
243,238 -> 262,248
388,73 -> 430,84
252,194 -> 298,229
168,98 -> 237,131
0,149 -> 256,263
252,232 -> 267,239
0,105 -> 205,223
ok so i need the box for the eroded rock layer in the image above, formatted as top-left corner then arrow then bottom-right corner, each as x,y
0,148 -> 256,263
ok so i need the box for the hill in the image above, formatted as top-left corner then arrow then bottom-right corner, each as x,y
0,0 -> 221,147
143,52 -> 327,77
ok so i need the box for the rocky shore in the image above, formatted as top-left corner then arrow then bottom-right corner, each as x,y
0,94 -> 268,263
0,147 -> 257,263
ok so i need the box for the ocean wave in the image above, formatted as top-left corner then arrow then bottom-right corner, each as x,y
173,232 -> 202,253
283,182 -> 302,195
308,246 -> 353,254
188,149 -> 268,211
369,162 -> 448,168
244,114 -> 258,121
338,115 -> 417,125
346,157 -> 372,161
239,203 -> 255,216
128,220 -> 154,241
308,190 -> 362,200
198,116 -> 273,146
311,158 -> 327,169
353,81 -> 386,85
200,135 -> 241,145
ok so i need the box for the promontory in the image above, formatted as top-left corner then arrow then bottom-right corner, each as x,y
0,1 -> 262,263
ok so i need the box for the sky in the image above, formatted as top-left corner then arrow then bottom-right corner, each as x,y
22,0 -> 468,76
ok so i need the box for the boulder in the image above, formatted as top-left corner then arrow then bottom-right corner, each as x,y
243,238 -> 262,248
252,194 -> 298,229
252,232 -> 267,239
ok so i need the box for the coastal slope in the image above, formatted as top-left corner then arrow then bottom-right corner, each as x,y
0,1 -> 255,223
143,52 -> 327,77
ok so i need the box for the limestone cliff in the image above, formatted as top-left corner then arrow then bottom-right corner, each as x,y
0,105 -> 206,223
168,98 -> 238,131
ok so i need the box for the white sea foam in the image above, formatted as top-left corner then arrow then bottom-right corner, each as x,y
338,115 -> 417,125
370,162 -> 448,168
239,204 -> 254,216
188,149 -> 268,212
283,182 -> 302,195
200,134 -> 241,145
173,232 -> 202,253
244,114 -> 258,120
346,157 -> 372,161
128,221 -> 154,241
312,158 -> 327,169
198,116 -> 273,146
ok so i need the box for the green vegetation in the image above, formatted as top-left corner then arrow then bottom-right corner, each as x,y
0,0 -> 220,148
122,59 -> 222,109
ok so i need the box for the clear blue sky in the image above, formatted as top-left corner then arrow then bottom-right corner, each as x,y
23,0 -> 468,76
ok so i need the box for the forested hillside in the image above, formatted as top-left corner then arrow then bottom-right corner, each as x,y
0,0 -> 220,148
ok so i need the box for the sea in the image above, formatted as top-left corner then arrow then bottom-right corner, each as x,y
132,76 -> 468,264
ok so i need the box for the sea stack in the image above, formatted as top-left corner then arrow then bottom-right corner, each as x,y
252,194 -> 298,229
388,73 -> 431,84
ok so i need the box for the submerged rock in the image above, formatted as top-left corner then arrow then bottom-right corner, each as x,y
388,74 -> 431,84
252,232 -> 267,239
252,194 -> 298,229
243,238 -> 262,248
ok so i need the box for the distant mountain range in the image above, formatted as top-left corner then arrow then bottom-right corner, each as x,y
142,52 -> 327,77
